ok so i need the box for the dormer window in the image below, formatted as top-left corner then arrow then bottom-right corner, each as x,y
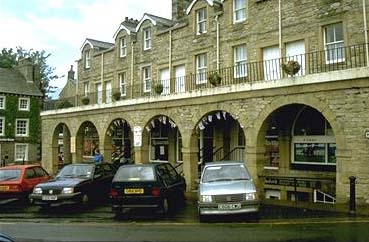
143,27 -> 152,50
234,0 -> 247,23
120,37 -> 127,57
196,8 -> 207,35
85,50 -> 91,69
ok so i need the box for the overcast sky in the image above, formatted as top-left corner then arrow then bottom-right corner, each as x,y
0,0 -> 172,94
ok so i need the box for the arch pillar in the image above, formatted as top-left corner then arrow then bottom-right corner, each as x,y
134,128 -> 149,164
335,148 -> 352,204
182,146 -> 199,191
63,125 -> 72,164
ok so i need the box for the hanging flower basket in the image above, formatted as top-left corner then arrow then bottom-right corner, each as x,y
282,60 -> 301,76
113,91 -> 121,101
81,96 -> 90,105
154,83 -> 163,94
208,72 -> 222,86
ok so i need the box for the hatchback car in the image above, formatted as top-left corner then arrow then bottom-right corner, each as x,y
0,164 -> 51,205
110,162 -> 186,217
197,161 -> 259,221
30,163 -> 115,208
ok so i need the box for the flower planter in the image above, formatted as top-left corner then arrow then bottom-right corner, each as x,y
208,72 -> 222,86
282,60 -> 301,76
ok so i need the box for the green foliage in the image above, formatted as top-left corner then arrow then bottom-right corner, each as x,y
154,83 -> 163,94
81,96 -> 90,105
0,47 -> 61,98
57,100 -> 74,109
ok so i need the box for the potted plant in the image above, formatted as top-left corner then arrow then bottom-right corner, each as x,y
282,60 -> 301,76
113,91 -> 121,101
208,72 -> 222,86
57,100 -> 73,109
154,83 -> 163,95
81,96 -> 90,105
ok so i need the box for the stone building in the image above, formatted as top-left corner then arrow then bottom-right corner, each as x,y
0,58 -> 43,165
42,0 -> 369,208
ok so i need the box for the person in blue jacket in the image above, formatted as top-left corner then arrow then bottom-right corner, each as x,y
93,148 -> 103,163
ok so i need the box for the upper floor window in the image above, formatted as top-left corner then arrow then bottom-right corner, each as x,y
234,0 -> 247,23
0,96 -> 5,109
18,97 -> 30,111
0,117 -> 4,136
120,37 -> 127,57
84,82 -> 90,96
324,22 -> 344,63
234,45 -> 247,78
85,50 -> 91,69
142,66 -> 152,93
143,27 -> 152,50
196,8 -> 207,34
16,118 -> 29,137
119,72 -> 127,96
196,53 -> 207,84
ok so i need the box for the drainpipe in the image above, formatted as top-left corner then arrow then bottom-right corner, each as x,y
131,42 -> 134,97
278,0 -> 283,58
101,52 -> 104,102
75,61 -> 79,106
169,29 -> 172,91
215,15 -> 220,70
363,0 -> 369,66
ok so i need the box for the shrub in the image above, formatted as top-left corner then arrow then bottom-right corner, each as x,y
81,96 -> 90,105
208,72 -> 222,86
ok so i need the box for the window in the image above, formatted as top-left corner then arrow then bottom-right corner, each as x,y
234,45 -> 247,78
15,143 -> 28,161
84,82 -> 90,96
16,119 -> 29,137
234,0 -> 247,23
143,27 -> 152,50
96,83 -> 103,104
0,96 -> 5,109
85,50 -> 91,69
105,81 -> 112,103
196,8 -> 207,34
160,68 -> 170,95
119,73 -> 127,96
263,45 -> 281,80
0,117 -> 4,136
196,53 -> 207,84
18,97 -> 30,111
324,22 -> 344,63
142,66 -> 152,93
120,37 -> 127,57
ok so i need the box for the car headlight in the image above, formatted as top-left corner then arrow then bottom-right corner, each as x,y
245,192 -> 257,201
200,195 -> 212,203
62,187 -> 74,194
33,187 -> 42,194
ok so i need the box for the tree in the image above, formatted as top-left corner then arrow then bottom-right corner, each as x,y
0,46 -> 60,99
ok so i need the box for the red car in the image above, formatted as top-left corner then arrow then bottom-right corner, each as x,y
0,164 -> 51,205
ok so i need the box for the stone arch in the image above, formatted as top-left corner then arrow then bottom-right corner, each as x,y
75,120 -> 100,163
50,123 -> 71,174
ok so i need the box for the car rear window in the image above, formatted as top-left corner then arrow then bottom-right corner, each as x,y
114,166 -> 156,182
202,164 -> 250,183
0,169 -> 21,181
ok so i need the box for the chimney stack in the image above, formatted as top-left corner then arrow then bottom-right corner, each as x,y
68,65 -> 75,80
172,0 -> 192,21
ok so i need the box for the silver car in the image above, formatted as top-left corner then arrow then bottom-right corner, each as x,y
197,161 -> 259,221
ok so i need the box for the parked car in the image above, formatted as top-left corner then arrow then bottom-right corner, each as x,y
0,233 -> 16,242
29,163 -> 115,208
110,162 -> 186,217
197,161 -> 259,221
0,164 -> 51,205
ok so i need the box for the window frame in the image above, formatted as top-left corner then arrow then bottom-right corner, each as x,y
143,27 -> 152,50
142,66 -> 152,93
119,72 -> 127,97
234,44 -> 248,78
15,143 -> 28,161
120,37 -> 127,57
0,96 -> 5,109
196,53 -> 207,84
196,8 -> 207,35
324,22 -> 345,64
18,97 -> 30,111
233,0 -> 247,23
85,50 -> 91,69
84,82 -> 90,96
15,118 -> 29,137
0,116 -> 4,136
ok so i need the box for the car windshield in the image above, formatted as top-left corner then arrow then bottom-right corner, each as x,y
114,166 -> 156,182
202,164 -> 250,183
57,165 -> 94,178
0,169 -> 21,181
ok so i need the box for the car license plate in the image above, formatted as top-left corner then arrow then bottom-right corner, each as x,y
124,188 -> 144,194
0,185 -> 9,191
42,195 -> 58,201
218,203 -> 241,210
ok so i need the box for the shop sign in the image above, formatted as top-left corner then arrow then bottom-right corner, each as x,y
0,138 -> 15,142
265,177 -> 320,188
133,126 -> 142,147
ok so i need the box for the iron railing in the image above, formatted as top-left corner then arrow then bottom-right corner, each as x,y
44,43 -> 368,111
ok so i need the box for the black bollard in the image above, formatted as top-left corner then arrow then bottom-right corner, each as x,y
349,176 -> 356,215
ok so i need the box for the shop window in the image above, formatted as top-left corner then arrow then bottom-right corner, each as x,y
150,121 -> 169,161
265,189 -> 281,200
288,191 -> 309,202
83,124 -> 99,158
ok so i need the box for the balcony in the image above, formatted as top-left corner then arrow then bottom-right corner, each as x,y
43,43 -> 368,111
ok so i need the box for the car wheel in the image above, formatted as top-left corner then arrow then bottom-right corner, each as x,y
81,194 -> 89,205
199,214 -> 207,223
161,198 -> 169,215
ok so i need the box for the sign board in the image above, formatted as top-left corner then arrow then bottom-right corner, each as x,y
265,177 -> 320,189
133,126 -> 142,147
365,130 -> 369,139
70,136 -> 76,153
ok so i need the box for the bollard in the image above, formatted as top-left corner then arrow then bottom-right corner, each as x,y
349,176 -> 356,215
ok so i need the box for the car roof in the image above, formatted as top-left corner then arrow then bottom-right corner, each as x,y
0,164 -> 41,170
203,161 -> 245,167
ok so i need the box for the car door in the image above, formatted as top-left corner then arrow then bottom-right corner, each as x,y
164,163 -> 185,197
23,168 -> 39,193
101,164 -> 114,196
34,166 -> 50,183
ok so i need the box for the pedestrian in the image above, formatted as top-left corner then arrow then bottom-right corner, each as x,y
93,148 -> 103,163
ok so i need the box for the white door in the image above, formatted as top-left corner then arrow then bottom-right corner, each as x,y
286,40 -> 305,76
263,45 -> 280,80
96,83 -> 103,104
175,65 -> 185,93
105,81 -> 112,103
160,68 -> 170,95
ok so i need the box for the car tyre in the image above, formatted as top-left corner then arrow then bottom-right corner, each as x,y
161,198 -> 169,215
81,194 -> 89,205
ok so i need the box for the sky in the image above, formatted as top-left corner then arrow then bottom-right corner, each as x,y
0,0 -> 172,97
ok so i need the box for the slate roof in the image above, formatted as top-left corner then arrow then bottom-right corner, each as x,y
85,38 -> 114,50
0,68 -> 43,96
145,13 -> 175,27
121,18 -> 139,33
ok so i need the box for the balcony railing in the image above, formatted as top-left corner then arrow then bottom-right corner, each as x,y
44,43 -> 368,111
